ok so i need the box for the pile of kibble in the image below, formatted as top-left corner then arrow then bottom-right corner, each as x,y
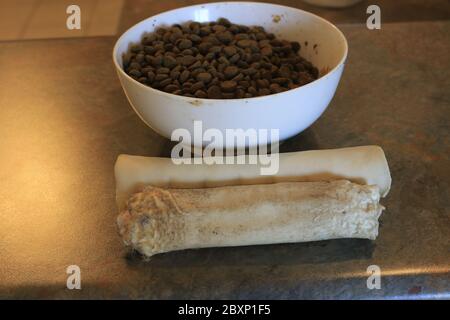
123,18 -> 319,99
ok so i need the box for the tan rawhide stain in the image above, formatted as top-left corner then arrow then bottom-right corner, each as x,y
118,180 -> 384,258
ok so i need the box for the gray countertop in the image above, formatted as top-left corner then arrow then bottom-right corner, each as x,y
0,20 -> 449,299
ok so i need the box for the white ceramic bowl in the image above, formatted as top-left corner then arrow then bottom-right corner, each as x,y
113,1 -> 348,149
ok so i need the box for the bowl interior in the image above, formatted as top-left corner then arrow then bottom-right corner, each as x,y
114,2 -> 347,78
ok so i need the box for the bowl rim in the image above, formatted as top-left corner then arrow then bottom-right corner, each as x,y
112,1 -> 348,103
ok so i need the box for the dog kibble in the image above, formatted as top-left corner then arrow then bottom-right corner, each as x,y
123,18 -> 318,99
224,66 -> 239,79
195,89 -> 208,98
164,84 -> 179,93
170,70 -> 180,80
178,39 -> 193,50
220,80 -> 237,92
259,88 -> 271,96
196,72 -> 213,83
157,67 -> 170,74
223,46 -> 237,57
222,92 -> 235,99
207,85 -> 222,99
147,71 -> 155,82
155,73 -> 169,81
180,55 -> 196,66
162,56 -> 177,68
159,78 -> 173,87
179,69 -> 190,83
129,69 -> 142,78
129,62 -> 141,70
191,81 -> 205,92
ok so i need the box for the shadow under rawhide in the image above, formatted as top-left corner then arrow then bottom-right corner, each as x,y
124,238 -> 376,269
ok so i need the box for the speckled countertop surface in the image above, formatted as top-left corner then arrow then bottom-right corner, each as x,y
0,19 -> 449,299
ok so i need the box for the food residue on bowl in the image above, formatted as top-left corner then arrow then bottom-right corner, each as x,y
272,14 -> 283,23
189,99 -> 203,106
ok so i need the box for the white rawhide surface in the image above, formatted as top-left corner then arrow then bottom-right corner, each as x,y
117,180 -> 384,257
115,145 -> 391,210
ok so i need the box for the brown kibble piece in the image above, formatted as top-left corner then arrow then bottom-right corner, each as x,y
129,69 -> 141,78
135,53 -> 144,63
179,69 -> 190,83
196,72 -> 212,83
235,33 -> 249,40
217,17 -> 231,27
170,70 -> 180,80
248,86 -> 257,95
209,46 -> 222,54
129,62 -> 141,70
235,88 -> 245,98
198,42 -> 212,54
256,79 -> 269,88
130,44 -> 143,53
269,83 -> 282,93
178,39 -> 192,50
261,46 -> 273,56
189,34 -> 202,42
155,73 -> 169,81
212,24 -> 226,33
218,56 -> 229,65
141,66 -> 153,74
232,73 -> 244,82
147,71 -> 155,82
229,53 -> 240,64
223,66 -> 239,79
279,65 -> 291,78
182,81 -> 193,89
272,77 -> 289,85
163,56 -> 177,69
152,55 -> 163,67
207,85 -> 222,99
243,67 -> 257,75
189,60 -> 202,70
216,31 -> 233,44
237,39 -> 257,48
164,84 -> 179,93
190,81 -> 205,92
182,49 -> 194,56
259,88 -> 271,96
220,80 -> 237,92
291,41 -> 301,52
157,67 -> 170,74
194,90 -> 208,98
222,92 -> 235,99
180,55 -> 196,66
159,78 -> 173,87
223,46 -> 237,57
